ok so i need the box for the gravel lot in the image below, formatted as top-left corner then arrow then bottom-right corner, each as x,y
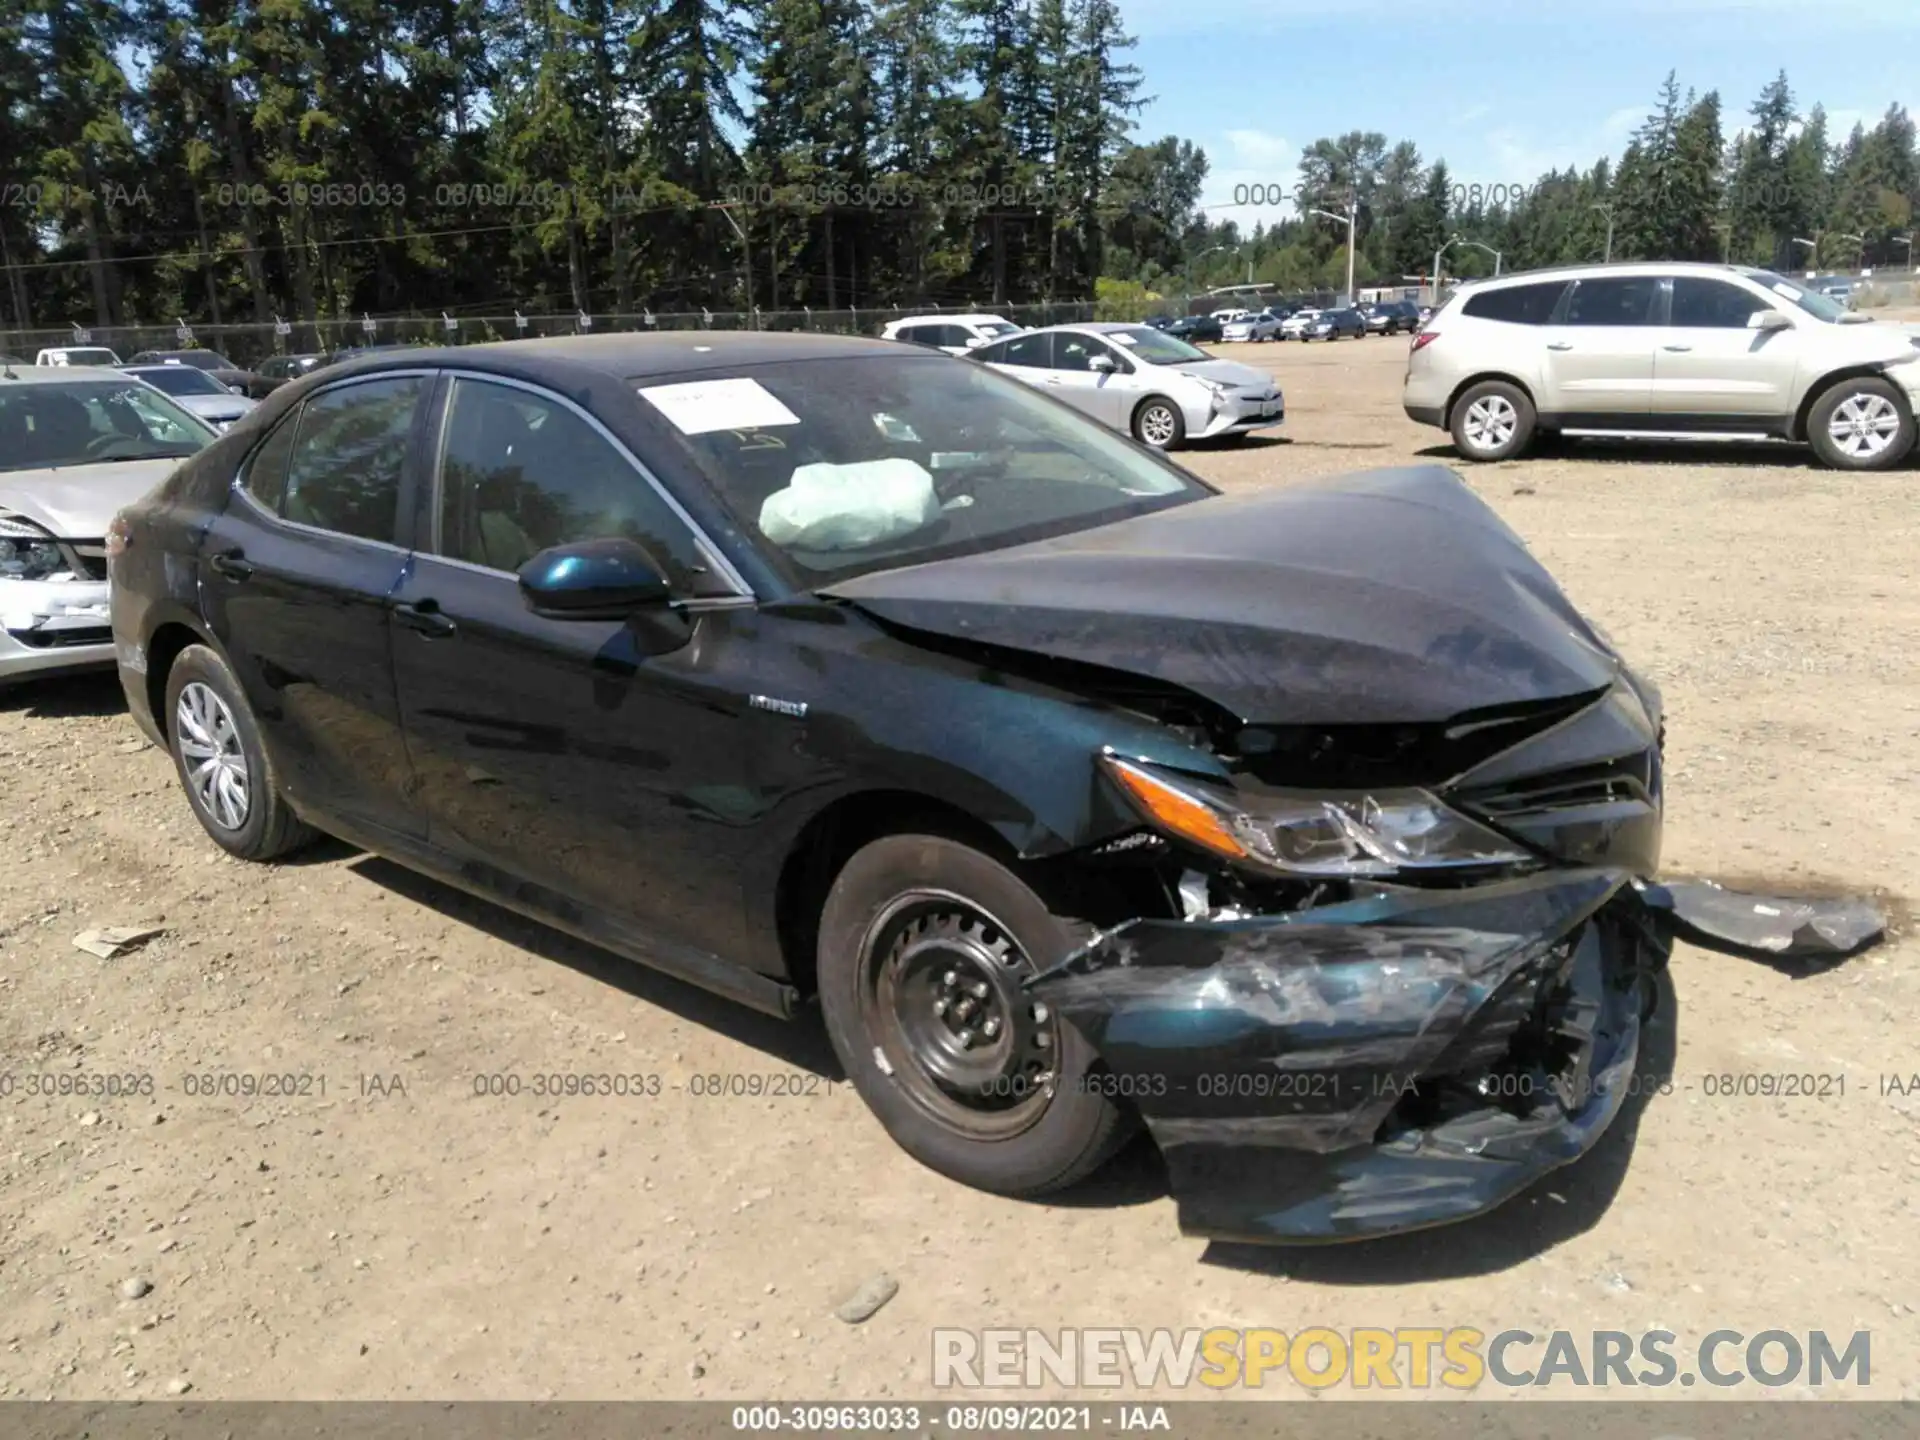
1,329 -> 1916,1402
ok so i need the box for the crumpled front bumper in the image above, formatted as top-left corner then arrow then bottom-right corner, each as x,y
1029,868 -> 1884,1244
0,578 -> 116,681
1029,870 -> 1664,1243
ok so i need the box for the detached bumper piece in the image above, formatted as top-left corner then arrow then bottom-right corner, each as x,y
1029,871 -> 1666,1243
1637,878 -> 1886,961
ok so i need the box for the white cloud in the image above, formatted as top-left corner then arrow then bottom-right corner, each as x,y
1451,102 -> 1494,127
1601,106 -> 1644,140
1199,129 -> 1302,233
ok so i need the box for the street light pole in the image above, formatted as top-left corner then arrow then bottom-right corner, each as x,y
1460,238 -> 1502,277
1590,203 -> 1615,263
1309,193 -> 1358,302
1186,244 -> 1229,308
1432,235 -> 1462,303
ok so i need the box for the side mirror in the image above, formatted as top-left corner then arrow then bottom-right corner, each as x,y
1749,310 -> 1792,332
1088,354 -> 1118,373
519,537 -> 673,619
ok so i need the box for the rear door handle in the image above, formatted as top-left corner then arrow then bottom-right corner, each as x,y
207,549 -> 255,580
392,599 -> 457,638
1546,342 -> 1574,351
1663,344 -> 1692,352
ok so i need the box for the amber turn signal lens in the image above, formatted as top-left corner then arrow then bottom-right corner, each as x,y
1103,757 -> 1248,861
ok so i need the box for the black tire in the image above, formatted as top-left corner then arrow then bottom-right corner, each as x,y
816,834 -> 1136,1197
163,643 -> 317,861
1448,379 -> 1537,462
1132,396 -> 1187,450
1805,375 -> 1916,471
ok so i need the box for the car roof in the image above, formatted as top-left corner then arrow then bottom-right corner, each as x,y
888,314 -> 1011,326
309,330 -> 918,385
1446,260 -> 1781,292
0,364 -> 139,386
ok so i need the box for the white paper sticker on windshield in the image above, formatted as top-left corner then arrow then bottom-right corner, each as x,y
1771,282 -> 1803,299
1110,332 -> 1139,346
637,377 -> 801,435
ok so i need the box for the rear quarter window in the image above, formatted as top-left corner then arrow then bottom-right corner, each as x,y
1461,282 -> 1569,325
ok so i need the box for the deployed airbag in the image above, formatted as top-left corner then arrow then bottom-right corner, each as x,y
758,458 -> 940,550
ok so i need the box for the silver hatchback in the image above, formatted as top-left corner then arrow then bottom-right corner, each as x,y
969,323 -> 1284,450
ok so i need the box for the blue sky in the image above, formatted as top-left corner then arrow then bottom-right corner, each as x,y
1122,0 -> 1920,231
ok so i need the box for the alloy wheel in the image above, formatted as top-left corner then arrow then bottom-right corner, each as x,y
176,681 -> 251,830
1463,394 -> 1519,453
860,894 -> 1059,1140
1138,404 -> 1179,447
1827,393 -> 1901,460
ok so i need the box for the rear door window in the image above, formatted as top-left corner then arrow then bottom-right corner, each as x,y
1562,277 -> 1660,327
274,376 -> 425,542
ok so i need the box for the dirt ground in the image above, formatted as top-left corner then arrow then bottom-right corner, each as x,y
2,329 -> 1917,1404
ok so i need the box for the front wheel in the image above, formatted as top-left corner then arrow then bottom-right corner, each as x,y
1806,376 -> 1916,470
816,835 -> 1135,1196
1132,396 -> 1187,450
1449,379 -> 1537,462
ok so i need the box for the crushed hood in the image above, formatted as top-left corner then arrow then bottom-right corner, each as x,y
0,459 -> 181,537
823,464 -> 1619,725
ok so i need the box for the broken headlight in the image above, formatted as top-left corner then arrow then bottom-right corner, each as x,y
0,516 -> 69,582
1101,754 -> 1534,878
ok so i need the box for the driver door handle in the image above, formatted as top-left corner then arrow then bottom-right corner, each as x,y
1546,341 -> 1574,351
392,599 -> 457,638
1663,344 -> 1692,351
207,549 -> 254,580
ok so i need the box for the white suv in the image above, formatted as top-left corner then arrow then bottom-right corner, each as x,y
881,314 -> 1022,355
1402,262 -> 1920,470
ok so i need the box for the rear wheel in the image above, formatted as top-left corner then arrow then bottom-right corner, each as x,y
1449,380 -> 1537,462
164,644 -> 316,861
1806,376 -> 1915,470
816,835 -> 1135,1196
1132,397 -> 1187,450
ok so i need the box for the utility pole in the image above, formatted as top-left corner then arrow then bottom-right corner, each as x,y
1432,236 -> 1462,304
1590,203 -> 1615,263
714,203 -> 756,328
1308,191 -> 1358,302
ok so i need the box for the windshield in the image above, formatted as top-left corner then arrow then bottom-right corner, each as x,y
52,349 -> 121,366
132,366 -> 226,396
1106,327 -> 1211,363
0,381 -> 216,471
1746,271 -> 1850,322
635,354 -> 1208,587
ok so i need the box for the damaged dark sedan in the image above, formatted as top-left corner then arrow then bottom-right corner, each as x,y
107,332 -> 1856,1245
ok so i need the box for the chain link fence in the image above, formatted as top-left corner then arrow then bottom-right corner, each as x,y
1,300 -> 1100,369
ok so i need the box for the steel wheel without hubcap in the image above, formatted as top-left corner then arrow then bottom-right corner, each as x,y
1137,403 -> 1180,447
1462,394 -> 1519,453
1827,393 -> 1901,461
176,681 -> 250,830
859,895 -> 1059,1141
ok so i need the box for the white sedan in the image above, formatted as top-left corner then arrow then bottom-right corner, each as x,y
1221,312 -> 1282,343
